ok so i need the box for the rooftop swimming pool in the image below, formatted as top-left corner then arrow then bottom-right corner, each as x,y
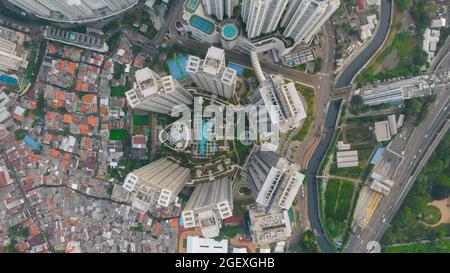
227,63 -> 245,76
222,23 -> 238,40
0,74 -> 18,86
190,15 -> 215,35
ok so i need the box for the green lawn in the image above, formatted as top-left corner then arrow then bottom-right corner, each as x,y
325,179 -> 355,222
343,124 -> 372,144
294,83 -> 315,141
324,179 -> 355,240
111,85 -> 128,97
109,129 -> 129,141
133,115 -> 151,127
238,186 -> 251,196
384,240 -> 450,253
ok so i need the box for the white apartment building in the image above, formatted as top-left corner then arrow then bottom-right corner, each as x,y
0,26 -> 29,72
186,46 -> 237,99
224,0 -> 238,18
125,67 -> 193,114
181,177 -> 233,238
246,147 -> 305,213
283,0 -> 340,45
204,0 -> 225,21
241,0 -> 288,39
203,0 -> 239,21
256,74 -> 307,133
186,236 -> 229,253
123,158 -> 191,213
8,0 -> 139,22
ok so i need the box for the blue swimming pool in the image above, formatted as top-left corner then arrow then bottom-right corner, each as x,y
190,15 -> 215,35
198,120 -> 213,155
0,74 -> 18,86
227,63 -> 244,76
24,135 -> 40,151
222,23 -> 238,40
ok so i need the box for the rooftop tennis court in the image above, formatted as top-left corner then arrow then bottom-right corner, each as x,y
167,55 -> 188,80
185,0 -> 200,13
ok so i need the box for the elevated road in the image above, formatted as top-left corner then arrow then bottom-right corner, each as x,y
345,50 -> 450,252
177,38 -> 318,87
345,95 -> 450,252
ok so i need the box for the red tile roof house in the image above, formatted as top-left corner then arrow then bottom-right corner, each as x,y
132,135 -> 147,149
356,0 -> 367,11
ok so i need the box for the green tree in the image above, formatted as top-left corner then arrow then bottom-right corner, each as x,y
413,50 -> 428,66
297,230 -> 319,253
14,129 -> 27,140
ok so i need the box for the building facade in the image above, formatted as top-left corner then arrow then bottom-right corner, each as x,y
8,0 -> 139,22
246,147 -> 305,213
204,0 -> 225,21
125,67 -> 193,114
123,158 -> 191,213
0,26 -> 29,72
181,177 -> 233,238
241,0 -> 288,39
254,74 -> 308,133
186,46 -> 237,99
283,0 -> 340,45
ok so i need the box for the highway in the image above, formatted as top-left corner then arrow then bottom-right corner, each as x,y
334,0 -> 392,89
344,64 -> 450,252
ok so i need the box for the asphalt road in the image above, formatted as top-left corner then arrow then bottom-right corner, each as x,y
334,0 -> 392,89
304,99 -> 342,253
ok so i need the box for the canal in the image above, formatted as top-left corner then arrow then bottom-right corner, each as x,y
306,99 -> 342,253
334,0 -> 392,89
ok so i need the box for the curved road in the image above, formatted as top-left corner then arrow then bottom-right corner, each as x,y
306,99 -> 342,253
305,0 -> 392,253
334,0 -> 392,89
